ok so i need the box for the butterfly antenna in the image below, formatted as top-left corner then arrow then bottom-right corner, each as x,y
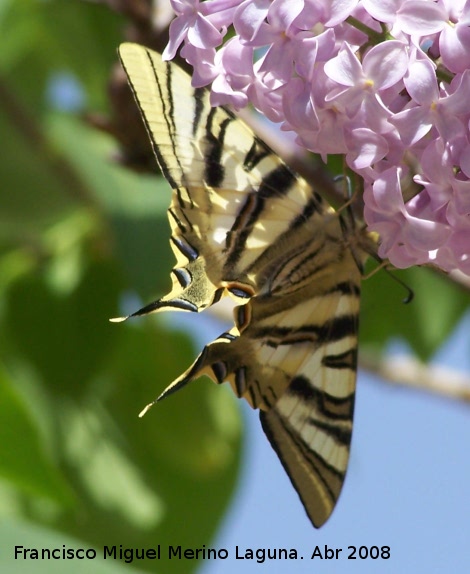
333,174 -> 360,229
363,255 -> 414,304
385,268 -> 414,304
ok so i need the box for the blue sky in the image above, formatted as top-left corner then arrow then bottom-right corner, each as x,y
200,312 -> 470,574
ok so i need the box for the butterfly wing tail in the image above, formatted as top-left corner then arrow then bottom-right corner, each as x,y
259,391 -> 350,528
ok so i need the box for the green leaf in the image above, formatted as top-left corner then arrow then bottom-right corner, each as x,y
360,265 -> 470,359
46,113 -> 174,298
0,0 -> 123,110
101,320 -> 243,570
4,260 -> 122,396
0,364 -> 74,505
4,262 -> 242,573
0,106 -> 78,244
28,319 -> 242,574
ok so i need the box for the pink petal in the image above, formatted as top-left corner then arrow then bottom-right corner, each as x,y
390,106 -> 433,147
346,128 -> 388,169
188,14 -> 223,48
324,0 -> 360,26
362,0 -> 402,23
396,1 -> 447,35
440,23 -> 470,73
362,41 -> 409,89
233,0 -> 270,42
163,16 -> 192,60
404,57 -> 438,105
324,43 -> 363,86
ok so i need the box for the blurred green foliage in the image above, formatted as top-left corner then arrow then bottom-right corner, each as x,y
0,1 -> 469,573
0,1 -> 241,572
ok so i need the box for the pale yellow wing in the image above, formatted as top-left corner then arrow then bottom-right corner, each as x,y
154,250 -> 361,528
118,42 -> 365,528
118,43 -> 326,314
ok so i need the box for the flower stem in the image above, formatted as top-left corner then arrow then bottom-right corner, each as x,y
346,16 -> 387,43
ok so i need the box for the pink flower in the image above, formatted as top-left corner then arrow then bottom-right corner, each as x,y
162,0 -> 470,274
299,0 -> 360,28
323,41 -> 408,141
391,57 -> 470,147
282,72 -> 349,158
163,1 -> 222,60
209,38 -> 253,107
438,0 -> 470,73
233,0 -> 271,43
364,168 -> 451,268
324,41 -> 409,104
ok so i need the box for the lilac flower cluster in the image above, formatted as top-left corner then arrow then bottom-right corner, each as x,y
163,0 -> 470,274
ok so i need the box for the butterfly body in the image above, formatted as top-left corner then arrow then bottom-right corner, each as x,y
118,43 -> 367,528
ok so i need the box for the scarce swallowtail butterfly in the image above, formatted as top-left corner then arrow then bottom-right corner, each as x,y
114,42 -> 370,528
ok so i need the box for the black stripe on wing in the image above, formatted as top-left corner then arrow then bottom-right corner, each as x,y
321,348 -> 358,370
224,165 -> 297,269
259,406 -> 346,528
289,375 -> 354,421
243,139 -> 271,171
143,55 -> 181,190
203,108 -> 234,187
253,314 -> 358,347
290,194 -> 325,228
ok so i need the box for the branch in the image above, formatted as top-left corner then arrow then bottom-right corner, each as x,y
361,353 -> 470,404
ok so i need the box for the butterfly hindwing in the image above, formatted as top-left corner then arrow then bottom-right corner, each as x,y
118,42 -> 365,528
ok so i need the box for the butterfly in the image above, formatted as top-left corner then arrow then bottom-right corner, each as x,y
115,42 -> 369,528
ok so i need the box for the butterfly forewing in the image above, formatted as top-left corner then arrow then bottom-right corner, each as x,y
118,42 -> 365,528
